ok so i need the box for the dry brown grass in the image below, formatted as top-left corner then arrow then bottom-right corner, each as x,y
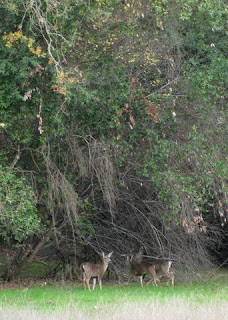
0,299 -> 227,320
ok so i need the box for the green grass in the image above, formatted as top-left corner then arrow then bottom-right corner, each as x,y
0,271 -> 227,320
0,271 -> 227,312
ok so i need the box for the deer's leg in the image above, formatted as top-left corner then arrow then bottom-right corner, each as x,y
146,276 -> 154,286
87,280 -> 91,291
161,265 -> 174,287
147,266 -> 160,286
139,275 -> 143,287
98,276 -> 102,290
86,277 -> 91,291
92,277 -> 96,290
146,277 -> 157,286
127,273 -> 133,285
169,271 -> 174,287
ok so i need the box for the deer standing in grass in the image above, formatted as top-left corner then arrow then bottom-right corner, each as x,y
81,252 -> 113,291
125,255 -> 160,287
149,258 -> 174,286
130,247 -> 174,287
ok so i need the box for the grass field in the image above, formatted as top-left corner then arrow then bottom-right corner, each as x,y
0,269 -> 227,319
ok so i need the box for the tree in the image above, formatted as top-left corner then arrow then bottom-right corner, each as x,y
0,0 -> 227,280
0,166 -> 40,244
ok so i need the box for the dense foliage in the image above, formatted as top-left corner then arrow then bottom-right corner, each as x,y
0,0 -> 227,277
0,166 -> 40,244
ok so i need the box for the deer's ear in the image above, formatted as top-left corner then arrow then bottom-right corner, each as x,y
102,252 -> 105,257
108,252 -> 113,257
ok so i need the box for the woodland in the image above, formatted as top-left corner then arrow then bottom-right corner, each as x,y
0,0 -> 227,282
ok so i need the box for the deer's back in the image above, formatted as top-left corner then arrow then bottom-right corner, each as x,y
131,262 -> 154,274
149,259 -> 172,270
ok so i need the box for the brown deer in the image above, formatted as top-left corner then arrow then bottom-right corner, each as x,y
125,255 -> 160,287
132,248 -> 174,286
148,258 -> 174,286
81,252 -> 113,291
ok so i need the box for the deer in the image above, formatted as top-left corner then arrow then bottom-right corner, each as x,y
81,252 -> 113,291
125,254 -> 160,287
131,247 -> 175,287
148,258 -> 174,286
